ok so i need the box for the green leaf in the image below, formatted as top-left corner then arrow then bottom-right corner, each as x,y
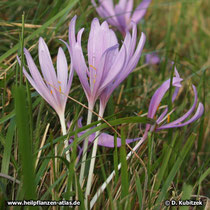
120,127 -> 130,209
135,172 -> 143,210
0,0 -> 79,63
1,119 -> 15,186
14,85 -> 37,205
155,134 -> 196,207
0,111 -> 15,125
180,184 -> 193,210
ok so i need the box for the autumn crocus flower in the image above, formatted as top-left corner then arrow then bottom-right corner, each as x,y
143,68 -> 204,140
17,37 -> 74,161
67,15 -> 145,113
92,0 -> 152,35
66,16 -> 146,191
99,22 -> 146,113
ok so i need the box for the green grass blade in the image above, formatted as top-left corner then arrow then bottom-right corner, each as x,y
0,110 -> 15,125
135,172 -> 143,210
120,127 -> 130,209
155,134 -> 196,207
14,85 -> 37,203
114,133 -> 119,184
75,174 -> 85,210
196,167 -> 210,195
1,119 -> 15,186
180,184 -> 193,210
0,0 -> 79,63
153,132 -> 178,195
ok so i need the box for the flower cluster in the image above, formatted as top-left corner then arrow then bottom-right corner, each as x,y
17,3 -> 204,205
18,10 -> 203,157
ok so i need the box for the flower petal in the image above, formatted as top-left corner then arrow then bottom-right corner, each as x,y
114,4 -> 127,33
17,56 -> 58,112
125,0 -> 134,21
57,47 -> 68,107
72,43 -> 91,99
114,32 -> 146,86
99,42 -> 127,91
148,77 -> 183,119
69,15 -> 77,46
38,37 -> 61,108
157,102 -> 204,130
57,48 -> 68,93
131,0 -> 152,23
157,85 -> 200,129
93,44 -> 119,99
88,19 -> 118,69
92,0 -> 119,27
90,132 -> 140,148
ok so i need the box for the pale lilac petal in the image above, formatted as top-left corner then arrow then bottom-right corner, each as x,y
131,0 -> 152,23
58,39 -> 74,96
72,43 -> 91,99
66,56 -> 74,95
114,4 -> 127,34
99,0 -> 115,15
129,22 -> 137,57
57,47 -> 68,97
99,43 -> 127,90
38,37 -> 61,108
88,19 -> 118,70
122,31 -> 132,59
156,86 -> 180,124
38,38 -> 58,87
157,103 -> 204,130
88,18 -> 103,69
90,132 -> 140,147
17,56 -> 58,112
157,85 -> 198,128
125,0 -> 134,21
114,32 -> 146,86
99,31 -> 145,109
92,0 -> 119,27
125,32 -> 146,75
69,25 -> 89,97
77,28 -> 85,46
118,0 -> 127,9
148,77 -> 183,119
69,15 -> 77,46
156,69 -> 181,123
21,51 -> 56,105
100,44 -> 119,79
93,44 -> 119,98
24,48 -> 51,92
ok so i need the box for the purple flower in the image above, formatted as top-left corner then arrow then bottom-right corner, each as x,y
66,16 -> 146,112
143,68 -> 204,139
145,52 -> 160,65
99,23 -> 146,112
92,0 -> 152,35
17,37 -> 74,121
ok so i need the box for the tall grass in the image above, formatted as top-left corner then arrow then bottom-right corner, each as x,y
0,0 -> 209,209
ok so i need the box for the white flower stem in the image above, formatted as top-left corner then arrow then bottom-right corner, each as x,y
79,104 -> 93,185
90,136 -> 146,209
59,113 -> 70,162
85,107 -> 104,207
